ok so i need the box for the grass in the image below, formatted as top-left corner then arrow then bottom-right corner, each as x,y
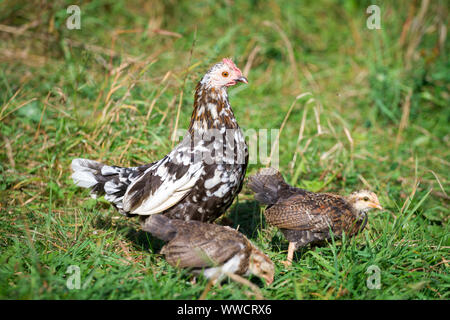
0,0 -> 448,299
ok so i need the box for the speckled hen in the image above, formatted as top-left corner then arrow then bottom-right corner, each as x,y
249,168 -> 383,265
71,58 -> 249,223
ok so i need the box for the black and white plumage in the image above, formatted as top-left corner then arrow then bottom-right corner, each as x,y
142,215 -> 274,284
71,58 -> 249,222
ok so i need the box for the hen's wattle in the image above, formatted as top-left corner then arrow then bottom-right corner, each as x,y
72,59 -> 249,223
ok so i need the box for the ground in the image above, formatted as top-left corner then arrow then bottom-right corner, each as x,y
0,0 -> 448,299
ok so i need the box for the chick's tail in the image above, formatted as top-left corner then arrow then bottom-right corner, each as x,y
141,214 -> 178,242
248,167 -> 292,206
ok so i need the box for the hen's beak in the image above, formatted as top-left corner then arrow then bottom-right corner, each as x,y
236,76 -> 248,84
369,202 -> 383,210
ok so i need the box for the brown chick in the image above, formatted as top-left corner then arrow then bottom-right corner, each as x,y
142,215 -> 274,285
248,168 -> 383,265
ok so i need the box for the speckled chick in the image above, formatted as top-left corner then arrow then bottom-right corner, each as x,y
142,214 -> 274,285
249,168 -> 383,265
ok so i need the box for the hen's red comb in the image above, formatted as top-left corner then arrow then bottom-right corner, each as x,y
222,58 -> 242,74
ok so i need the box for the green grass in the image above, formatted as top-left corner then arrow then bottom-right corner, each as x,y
0,0 -> 448,299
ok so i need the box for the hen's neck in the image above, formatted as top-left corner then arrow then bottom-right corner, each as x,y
188,82 -> 238,134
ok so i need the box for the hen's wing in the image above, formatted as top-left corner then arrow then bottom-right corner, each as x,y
122,140 -> 204,215
161,223 -> 247,268
265,192 -> 352,233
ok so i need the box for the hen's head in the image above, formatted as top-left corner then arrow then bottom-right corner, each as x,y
248,247 -> 274,285
347,190 -> 383,213
201,58 -> 248,89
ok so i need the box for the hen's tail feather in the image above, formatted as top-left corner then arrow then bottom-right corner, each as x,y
71,159 -> 107,195
141,215 -> 178,242
72,158 -> 153,215
248,167 -> 291,205
71,158 -> 129,207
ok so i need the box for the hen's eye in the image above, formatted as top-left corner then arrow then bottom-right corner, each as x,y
222,71 -> 229,77
363,196 -> 369,201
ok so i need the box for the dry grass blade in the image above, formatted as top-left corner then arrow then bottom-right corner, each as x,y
118,240 -> 133,264
262,21 -> 320,92
0,23 -> 140,64
0,21 -> 39,35
0,48 -> 46,67
118,138 -> 134,163
262,20 -> 299,88
3,135 -> 15,169
0,97 -> 37,122
401,181 -> 419,214
171,91 -> 184,146
289,106 -> 308,171
313,104 -> 323,135
171,26 -> 197,147
152,28 -> 182,38
34,92 -> 50,141
267,94 -> 306,167
320,142 -> 342,161
243,45 -> 261,77
404,0 -> 430,69
158,95 -> 177,126
146,80 -> 171,121
358,174 -> 374,190
396,89 -> 412,147
427,170 -> 447,196
0,86 -> 22,117
343,127 -> 354,151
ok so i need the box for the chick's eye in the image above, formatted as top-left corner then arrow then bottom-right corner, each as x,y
222,71 -> 229,77
363,196 -> 369,201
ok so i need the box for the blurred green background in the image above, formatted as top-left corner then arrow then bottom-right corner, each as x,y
0,0 -> 448,299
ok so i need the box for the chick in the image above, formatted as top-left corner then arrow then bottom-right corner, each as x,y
249,168 -> 383,265
142,215 -> 274,285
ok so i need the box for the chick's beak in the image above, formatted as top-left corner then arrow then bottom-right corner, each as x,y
236,76 -> 248,84
265,275 -> 274,285
369,202 -> 383,210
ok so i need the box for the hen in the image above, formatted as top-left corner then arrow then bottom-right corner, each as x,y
249,168 -> 383,265
72,58 -> 249,223
143,214 -> 274,285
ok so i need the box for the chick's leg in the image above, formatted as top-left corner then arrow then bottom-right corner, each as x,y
282,242 -> 296,266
